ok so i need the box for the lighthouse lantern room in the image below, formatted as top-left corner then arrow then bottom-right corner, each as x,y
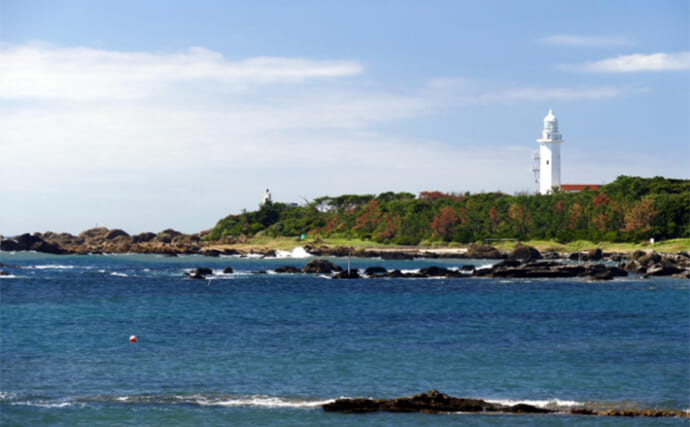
537,109 -> 563,194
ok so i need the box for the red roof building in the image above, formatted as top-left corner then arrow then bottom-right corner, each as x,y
560,184 -> 600,192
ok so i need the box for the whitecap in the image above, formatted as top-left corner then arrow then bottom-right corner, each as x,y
196,394 -> 334,409
31,265 -> 75,270
275,247 -> 312,259
109,272 -> 128,277
485,398 -> 583,409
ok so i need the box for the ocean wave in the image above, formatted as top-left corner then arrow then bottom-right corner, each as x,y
30,265 -> 75,270
275,247 -> 312,259
0,274 -> 17,279
80,393 -> 333,409
485,398 -> 583,409
109,272 -> 128,277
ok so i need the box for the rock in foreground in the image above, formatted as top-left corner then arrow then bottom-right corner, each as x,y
323,389 -> 551,414
323,390 -> 689,418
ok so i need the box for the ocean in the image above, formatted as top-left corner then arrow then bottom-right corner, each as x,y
1,251 -> 688,426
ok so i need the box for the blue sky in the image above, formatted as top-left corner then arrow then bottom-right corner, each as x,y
1,0 -> 688,235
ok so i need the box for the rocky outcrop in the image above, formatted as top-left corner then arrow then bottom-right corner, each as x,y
508,244 -> 542,262
467,243 -> 504,259
302,259 -> 343,274
185,267 -> 213,279
333,269 -> 361,279
623,251 -> 689,277
275,266 -> 301,274
1,233 -> 65,254
473,260 -> 628,280
323,389 -> 551,414
323,390 -> 688,418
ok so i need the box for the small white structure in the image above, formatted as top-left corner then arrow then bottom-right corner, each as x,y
261,188 -> 272,205
536,109 -> 563,194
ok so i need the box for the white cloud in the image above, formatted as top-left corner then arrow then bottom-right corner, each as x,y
0,42 -> 363,100
561,51 -> 690,72
0,42 -> 662,234
424,78 -> 642,105
537,34 -> 632,47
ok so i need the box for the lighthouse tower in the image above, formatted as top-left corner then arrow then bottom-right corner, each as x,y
537,109 -> 563,194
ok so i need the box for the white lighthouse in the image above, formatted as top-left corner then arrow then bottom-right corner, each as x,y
537,109 -> 563,194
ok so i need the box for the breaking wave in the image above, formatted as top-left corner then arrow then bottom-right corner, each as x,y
275,247 -> 312,259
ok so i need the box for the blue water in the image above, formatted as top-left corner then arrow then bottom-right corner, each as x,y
1,252 -> 688,426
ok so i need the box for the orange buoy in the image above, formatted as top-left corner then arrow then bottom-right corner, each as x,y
129,335 -> 137,343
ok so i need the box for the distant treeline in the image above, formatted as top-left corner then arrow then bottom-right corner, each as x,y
206,176 -> 690,244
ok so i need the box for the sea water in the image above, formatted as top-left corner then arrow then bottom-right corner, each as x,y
1,252 -> 688,426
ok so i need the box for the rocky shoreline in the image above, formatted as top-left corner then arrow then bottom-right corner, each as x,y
322,389 -> 689,418
1,229 -> 688,279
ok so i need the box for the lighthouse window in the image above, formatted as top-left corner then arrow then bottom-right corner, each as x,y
546,160 -> 550,165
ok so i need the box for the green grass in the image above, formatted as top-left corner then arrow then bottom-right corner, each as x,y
209,236 -> 690,253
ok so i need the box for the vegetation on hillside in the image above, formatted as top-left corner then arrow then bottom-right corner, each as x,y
205,176 -> 689,244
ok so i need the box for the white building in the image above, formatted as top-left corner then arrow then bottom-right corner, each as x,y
261,188 -> 272,205
536,109 -> 563,194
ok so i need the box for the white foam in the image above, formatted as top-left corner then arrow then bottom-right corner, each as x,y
485,398 -> 583,409
197,395 -> 334,409
110,272 -> 128,277
400,269 -> 420,274
275,247 -> 312,259
0,274 -> 17,279
31,265 -> 75,270
11,400 -> 74,408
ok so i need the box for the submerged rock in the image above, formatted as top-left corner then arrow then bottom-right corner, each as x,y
274,266 -> 300,274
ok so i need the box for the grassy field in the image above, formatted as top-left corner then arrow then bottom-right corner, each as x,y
209,235 -> 690,253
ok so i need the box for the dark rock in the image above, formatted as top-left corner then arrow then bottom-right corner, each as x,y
380,252 -> 414,260
155,229 -> 183,243
323,389 -> 553,414
364,266 -> 388,276
11,233 -> 65,254
105,229 -> 129,240
387,269 -> 404,278
638,252 -> 662,266
629,250 -> 646,261
418,266 -> 461,277
467,243 -> 504,259
131,232 -> 156,243
508,244 -> 542,262
186,267 -> 213,279
274,266 -> 300,274
646,263 -> 682,276
253,270 -> 268,274
0,238 -> 18,251
79,227 -> 109,242
222,266 -> 234,274
323,398 -> 380,413
201,249 -> 221,257
0,270 -> 9,276
671,270 -> 690,279
586,248 -> 603,261
492,259 -> 522,269
541,250 -> 561,260
334,269 -> 361,279
570,408 -> 596,415
460,264 -> 476,272
302,259 -> 342,274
